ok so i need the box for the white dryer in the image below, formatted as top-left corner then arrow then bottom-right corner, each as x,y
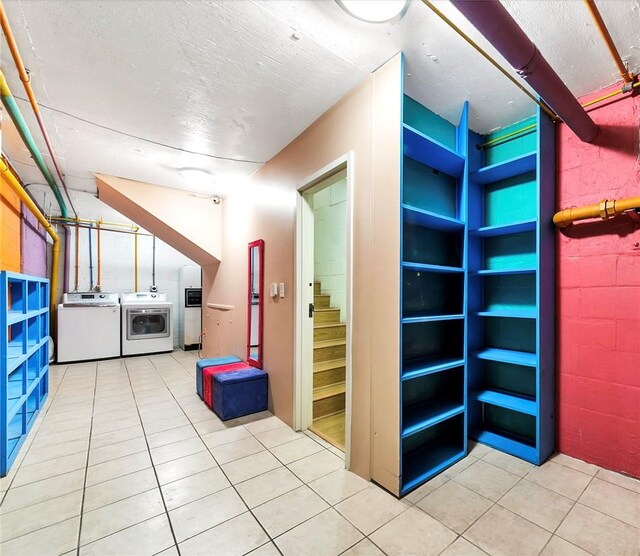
121,292 -> 173,356
57,292 -> 121,362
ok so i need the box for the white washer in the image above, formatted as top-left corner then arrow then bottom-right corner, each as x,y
121,292 -> 173,356
57,292 -> 121,363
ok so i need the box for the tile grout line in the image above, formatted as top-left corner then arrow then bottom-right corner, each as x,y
147,354 -> 286,555
123,357 -> 183,556
74,362 -> 99,556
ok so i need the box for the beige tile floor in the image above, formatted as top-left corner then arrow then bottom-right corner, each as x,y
1,351 -> 639,556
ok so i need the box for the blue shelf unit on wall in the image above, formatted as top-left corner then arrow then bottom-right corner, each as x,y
399,95 -> 469,494
1,271 -> 50,476
467,106 -> 555,465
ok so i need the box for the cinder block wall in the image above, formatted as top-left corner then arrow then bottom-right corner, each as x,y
556,84 -> 640,478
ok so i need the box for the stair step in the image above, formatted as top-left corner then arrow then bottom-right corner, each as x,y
314,294 -> 331,308
313,380 -> 346,418
314,282 -> 321,295
313,358 -> 346,373
314,308 -> 340,324
313,382 -> 346,401
313,339 -> 346,363
313,358 -> 346,388
314,323 -> 346,342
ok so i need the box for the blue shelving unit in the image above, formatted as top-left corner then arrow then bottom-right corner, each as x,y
1,271 -> 50,476
399,95 -> 469,494
467,108 -> 555,465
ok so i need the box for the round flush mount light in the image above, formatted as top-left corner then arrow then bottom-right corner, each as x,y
335,0 -> 410,24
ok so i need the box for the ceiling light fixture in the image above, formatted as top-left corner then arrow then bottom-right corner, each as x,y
177,167 -> 215,193
335,0 -> 409,24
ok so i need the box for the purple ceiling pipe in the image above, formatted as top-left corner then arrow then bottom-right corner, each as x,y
450,0 -> 598,142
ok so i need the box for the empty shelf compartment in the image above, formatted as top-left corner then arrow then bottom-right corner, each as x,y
482,273 -> 536,314
404,223 -> 463,268
27,281 -> 40,311
483,231 -> 536,271
403,269 -> 463,319
483,172 -> 537,228
403,157 -> 460,219
401,413 -> 465,492
6,407 -> 26,464
484,317 -> 536,354
481,359 -> 536,398
471,429 -> 538,463
402,367 -> 464,437
402,319 -> 464,378
477,403 -> 536,447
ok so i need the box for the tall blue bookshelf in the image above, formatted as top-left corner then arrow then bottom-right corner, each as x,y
399,95 -> 469,494
467,106 -> 555,465
1,271 -> 50,476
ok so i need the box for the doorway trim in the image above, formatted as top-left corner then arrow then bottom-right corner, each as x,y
294,152 -> 354,468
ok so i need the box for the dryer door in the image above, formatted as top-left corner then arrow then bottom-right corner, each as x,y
127,308 -> 170,340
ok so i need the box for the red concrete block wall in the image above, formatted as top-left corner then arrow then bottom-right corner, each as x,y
556,84 -> 640,478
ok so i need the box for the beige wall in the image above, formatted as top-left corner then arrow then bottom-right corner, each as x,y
96,174 -> 222,266
202,55 -> 402,483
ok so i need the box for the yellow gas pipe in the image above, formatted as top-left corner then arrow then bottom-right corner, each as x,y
134,232 -> 139,292
96,220 -> 101,289
0,159 -> 59,328
553,197 -> 640,228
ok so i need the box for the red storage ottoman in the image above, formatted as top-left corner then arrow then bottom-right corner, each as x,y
196,356 -> 242,399
202,362 -> 251,409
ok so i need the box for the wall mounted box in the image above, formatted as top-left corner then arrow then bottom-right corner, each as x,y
1,271 -> 49,477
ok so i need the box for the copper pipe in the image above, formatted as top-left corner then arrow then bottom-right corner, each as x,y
96,221 -> 101,289
553,196 -> 640,228
0,1 -> 78,217
584,0 -> 633,84
134,232 -> 139,292
74,221 -> 80,291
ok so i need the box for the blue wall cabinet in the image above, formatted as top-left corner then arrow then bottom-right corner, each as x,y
399,95 -> 470,494
467,107 -> 556,465
1,271 -> 50,476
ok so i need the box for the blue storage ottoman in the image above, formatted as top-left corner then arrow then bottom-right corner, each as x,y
213,368 -> 268,420
196,356 -> 242,399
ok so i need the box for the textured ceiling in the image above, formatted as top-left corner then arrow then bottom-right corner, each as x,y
1,0 -> 638,211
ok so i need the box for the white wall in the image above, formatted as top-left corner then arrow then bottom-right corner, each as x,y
313,177 -> 347,320
58,190 -> 197,346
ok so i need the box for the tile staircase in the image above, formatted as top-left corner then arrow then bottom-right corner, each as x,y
311,281 -> 346,450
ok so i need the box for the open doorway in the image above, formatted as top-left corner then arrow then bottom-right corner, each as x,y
295,157 -> 352,457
